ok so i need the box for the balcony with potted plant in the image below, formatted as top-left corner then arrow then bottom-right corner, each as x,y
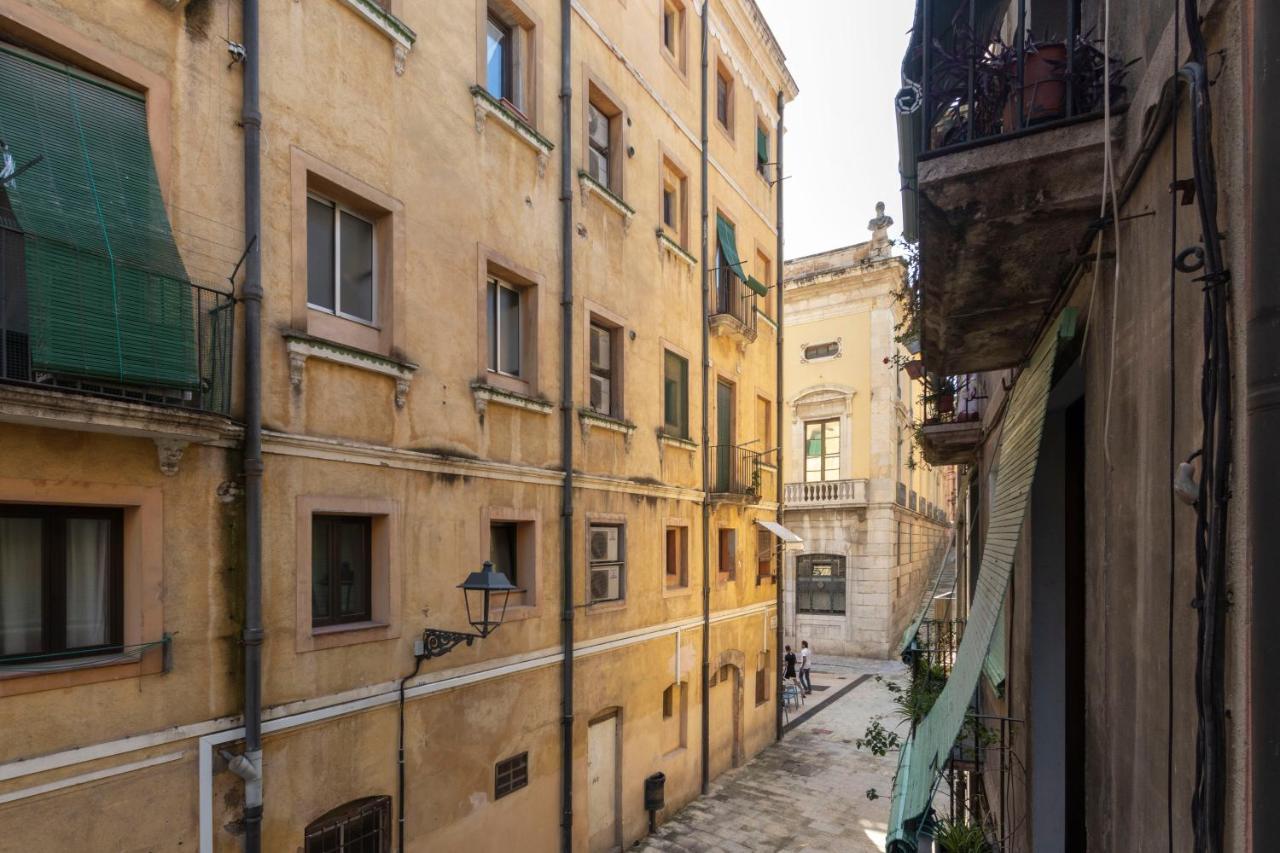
896,0 -> 1131,375
919,374 -> 985,465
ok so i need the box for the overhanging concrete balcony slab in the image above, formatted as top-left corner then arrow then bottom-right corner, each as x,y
917,117 -> 1106,375
919,420 -> 983,467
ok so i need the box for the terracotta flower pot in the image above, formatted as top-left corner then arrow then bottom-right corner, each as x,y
905,359 -> 925,380
1003,42 -> 1068,129
936,392 -> 956,414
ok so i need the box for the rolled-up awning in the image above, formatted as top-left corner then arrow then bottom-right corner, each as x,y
755,520 -> 803,550
887,310 -> 1073,851
715,214 -> 746,282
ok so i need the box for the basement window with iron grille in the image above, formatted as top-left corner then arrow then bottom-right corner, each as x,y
303,795 -> 390,853
495,752 -> 529,799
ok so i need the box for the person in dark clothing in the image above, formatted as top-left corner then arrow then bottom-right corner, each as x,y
783,645 -> 797,680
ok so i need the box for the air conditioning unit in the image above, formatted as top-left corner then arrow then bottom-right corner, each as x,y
589,374 -> 611,415
587,147 -> 609,186
588,107 -> 609,150
590,564 -> 620,602
589,526 -> 619,562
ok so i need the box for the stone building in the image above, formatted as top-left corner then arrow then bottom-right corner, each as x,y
0,0 -> 796,851
779,207 -> 951,660
889,0 -> 1272,851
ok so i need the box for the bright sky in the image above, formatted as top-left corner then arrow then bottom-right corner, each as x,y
754,0 -> 915,261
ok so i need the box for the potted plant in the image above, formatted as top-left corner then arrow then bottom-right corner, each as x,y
1002,37 -> 1069,129
932,819 -> 993,853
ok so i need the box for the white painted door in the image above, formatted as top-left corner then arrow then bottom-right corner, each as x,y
587,714 -> 620,853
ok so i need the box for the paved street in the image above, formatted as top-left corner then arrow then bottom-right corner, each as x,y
640,657 -> 909,853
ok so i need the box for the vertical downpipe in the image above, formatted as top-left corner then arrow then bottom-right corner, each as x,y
1249,0 -> 1280,843
558,0 -> 575,848
239,0 -> 265,848
773,90 -> 785,743
698,0 -> 712,797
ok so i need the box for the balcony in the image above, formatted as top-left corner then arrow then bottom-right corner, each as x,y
784,478 -> 869,509
708,272 -> 759,345
1,223 -> 235,421
919,374 -> 985,466
897,0 -> 1123,374
710,444 -> 763,504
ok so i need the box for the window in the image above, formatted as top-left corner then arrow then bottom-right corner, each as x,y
665,525 -> 688,588
495,752 -> 529,799
586,85 -> 623,195
803,340 -> 840,361
756,121 -> 770,177
796,554 -> 847,615
718,528 -> 737,578
588,524 -> 624,604
715,62 -> 734,132
304,796 -> 390,853
756,395 -> 772,452
804,418 -> 841,482
661,0 -> 685,69
756,528 -> 774,580
312,515 -> 373,628
588,321 -> 618,417
307,195 -> 376,325
660,155 -> 689,248
714,214 -> 743,316
486,13 -> 514,103
486,276 -> 523,377
0,506 -> 122,662
490,521 -> 519,588
661,682 -> 688,752
663,349 -> 689,439
755,651 -> 769,705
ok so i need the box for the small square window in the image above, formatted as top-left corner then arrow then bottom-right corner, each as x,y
307,195 -> 376,326
495,752 -> 529,799
490,521 -> 520,589
588,524 -> 624,603
660,156 -> 689,248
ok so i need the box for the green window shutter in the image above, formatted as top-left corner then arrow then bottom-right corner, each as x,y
756,127 -> 768,163
714,214 -> 746,282
745,275 -> 768,297
0,44 -> 196,389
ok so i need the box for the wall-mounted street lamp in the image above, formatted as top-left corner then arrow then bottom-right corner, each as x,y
415,560 -> 519,659
399,560 -> 519,852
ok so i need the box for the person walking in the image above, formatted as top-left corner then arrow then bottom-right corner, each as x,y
799,640 -> 813,695
783,645 -> 797,682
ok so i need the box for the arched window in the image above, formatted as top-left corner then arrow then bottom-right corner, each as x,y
795,554 -> 847,615
304,796 -> 391,853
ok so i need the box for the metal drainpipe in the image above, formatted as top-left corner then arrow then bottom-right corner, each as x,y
1249,0 -> 1280,842
773,89 -> 784,743
239,0 -> 265,847
698,0 -> 712,797
558,0 -> 575,848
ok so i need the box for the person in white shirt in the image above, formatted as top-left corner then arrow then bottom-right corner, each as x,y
799,640 -> 813,694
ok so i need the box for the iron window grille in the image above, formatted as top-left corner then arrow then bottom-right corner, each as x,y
796,554 -> 847,615
303,796 -> 390,853
495,752 -> 529,799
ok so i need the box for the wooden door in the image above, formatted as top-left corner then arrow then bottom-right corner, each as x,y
587,714 -> 620,853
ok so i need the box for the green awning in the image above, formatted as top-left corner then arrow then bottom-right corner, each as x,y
983,604 -> 1006,696
715,214 -> 746,282
745,276 -> 768,297
887,311 -> 1073,851
0,44 -> 197,389
756,126 -> 769,164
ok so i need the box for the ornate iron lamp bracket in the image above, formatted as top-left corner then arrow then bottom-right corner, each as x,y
418,628 -> 478,660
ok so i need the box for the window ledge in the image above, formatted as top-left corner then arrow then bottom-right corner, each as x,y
471,381 -> 555,416
579,409 -> 637,442
657,230 -> 697,267
658,432 -> 697,451
285,333 -> 418,409
663,584 -> 694,599
311,620 -> 388,637
578,171 -> 636,228
471,86 -> 554,177
336,0 -> 417,74
587,599 -> 627,613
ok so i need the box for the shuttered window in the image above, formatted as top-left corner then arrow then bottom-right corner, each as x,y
0,44 -> 198,390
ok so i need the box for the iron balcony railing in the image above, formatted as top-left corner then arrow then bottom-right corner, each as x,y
710,443 -> 763,498
903,0 -> 1124,155
1,223 -> 235,415
784,478 -> 869,508
709,272 -> 759,339
924,373 -> 984,427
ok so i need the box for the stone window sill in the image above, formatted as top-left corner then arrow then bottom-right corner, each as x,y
579,409 -> 637,440
657,230 -> 697,267
471,86 -> 554,177
578,170 -> 635,228
285,332 -> 418,409
586,599 -> 627,613
335,0 -> 417,74
471,381 -> 555,416
663,583 -> 694,599
658,433 -> 697,451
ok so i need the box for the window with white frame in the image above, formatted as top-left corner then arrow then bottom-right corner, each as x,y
588,523 -> 624,603
804,418 -> 841,482
588,320 -> 618,417
587,101 -> 613,189
307,195 -> 376,325
486,276 -> 523,377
